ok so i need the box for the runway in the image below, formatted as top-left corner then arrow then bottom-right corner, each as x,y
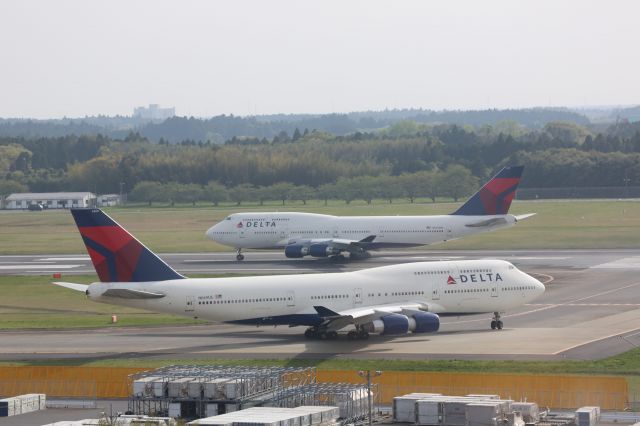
2,248 -> 640,275
2,249 -> 640,362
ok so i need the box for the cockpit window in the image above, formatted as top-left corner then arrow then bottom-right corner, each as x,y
226,216 -> 232,220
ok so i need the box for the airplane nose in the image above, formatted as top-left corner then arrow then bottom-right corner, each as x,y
532,275 -> 545,294
205,225 -> 217,241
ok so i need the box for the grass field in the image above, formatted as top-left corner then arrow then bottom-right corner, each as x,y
1,349 -> 639,376
0,275 -> 204,329
1,199 -> 640,254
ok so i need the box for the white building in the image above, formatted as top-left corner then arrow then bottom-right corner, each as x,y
133,104 -> 175,120
5,192 -> 97,210
97,194 -> 122,207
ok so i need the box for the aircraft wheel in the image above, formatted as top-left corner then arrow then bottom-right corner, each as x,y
358,331 -> 369,340
347,330 -> 358,340
490,320 -> 497,330
304,328 -> 316,339
327,331 -> 338,340
236,254 -> 245,261
319,331 -> 329,340
496,321 -> 503,330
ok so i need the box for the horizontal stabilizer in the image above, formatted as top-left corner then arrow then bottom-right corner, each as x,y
52,282 -> 89,292
102,288 -> 166,299
464,217 -> 508,228
515,213 -> 536,221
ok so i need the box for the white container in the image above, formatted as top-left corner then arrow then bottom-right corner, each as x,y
169,402 -> 181,418
393,393 -> 442,422
153,379 -> 166,397
466,394 -> 501,400
511,402 -> 539,422
466,402 -> 501,425
205,403 -> 219,417
416,400 -> 442,425
202,378 -> 228,399
188,381 -> 203,398
168,377 -> 193,398
576,406 -> 599,426
133,376 -> 160,395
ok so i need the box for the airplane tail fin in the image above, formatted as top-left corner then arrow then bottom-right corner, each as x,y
451,165 -> 524,216
70,208 -> 185,282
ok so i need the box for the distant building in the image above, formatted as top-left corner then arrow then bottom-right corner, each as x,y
5,192 -> 96,210
97,194 -> 122,207
133,104 -> 175,120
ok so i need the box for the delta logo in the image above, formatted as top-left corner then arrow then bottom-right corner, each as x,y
447,275 -> 456,285
236,222 -> 244,229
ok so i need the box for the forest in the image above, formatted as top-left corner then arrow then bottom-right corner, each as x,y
1,115 -> 640,205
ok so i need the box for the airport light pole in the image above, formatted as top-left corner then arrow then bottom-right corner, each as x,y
358,370 -> 381,426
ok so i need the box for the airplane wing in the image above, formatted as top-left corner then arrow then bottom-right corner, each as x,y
313,235 -> 377,253
314,301 -> 441,331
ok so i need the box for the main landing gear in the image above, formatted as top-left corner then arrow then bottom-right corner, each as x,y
235,248 -> 245,261
490,312 -> 503,330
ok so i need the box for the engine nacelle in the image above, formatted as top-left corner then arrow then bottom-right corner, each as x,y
363,312 -> 440,335
411,312 -> 440,333
364,314 -> 410,335
308,244 -> 339,258
284,244 -> 309,258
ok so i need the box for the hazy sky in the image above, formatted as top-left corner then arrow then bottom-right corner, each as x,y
1,0 -> 638,118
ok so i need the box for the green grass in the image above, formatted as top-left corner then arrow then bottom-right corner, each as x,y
0,275 -> 206,329
1,348 -> 639,376
1,199 -> 640,254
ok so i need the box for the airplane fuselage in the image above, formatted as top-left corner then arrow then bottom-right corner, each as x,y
207,212 -> 518,250
86,259 -> 543,328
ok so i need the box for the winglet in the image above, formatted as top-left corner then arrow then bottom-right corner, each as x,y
451,165 -> 524,216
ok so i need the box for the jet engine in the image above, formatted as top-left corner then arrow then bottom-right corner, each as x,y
308,244 -> 340,257
363,312 -> 440,335
284,244 -> 309,258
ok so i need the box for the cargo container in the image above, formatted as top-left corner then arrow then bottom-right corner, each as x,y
511,402 -> 539,423
168,377 -> 194,398
393,393 -> 442,422
576,406 -> 600,426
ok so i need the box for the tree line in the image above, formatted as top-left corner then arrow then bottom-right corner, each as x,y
128,165 -> 478,206
1,120 -> 640,198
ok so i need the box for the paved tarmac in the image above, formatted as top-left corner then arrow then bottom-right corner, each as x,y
2,249 -> 640,361
1,248 -> 640,275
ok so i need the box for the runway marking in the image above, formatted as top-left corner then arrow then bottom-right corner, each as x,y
38,257 -> 90,261
0,264 -> 82,270
553,326 -> 640,355
592,256 -> 640,269
527,303 -> 640,307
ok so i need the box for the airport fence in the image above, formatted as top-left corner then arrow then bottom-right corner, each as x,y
0,367 -> 636,410
317,371 -> 631,410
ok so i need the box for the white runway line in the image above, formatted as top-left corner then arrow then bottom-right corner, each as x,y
592,257 -> 640,269
38,257 -> 90,261
0,264 -> 82,270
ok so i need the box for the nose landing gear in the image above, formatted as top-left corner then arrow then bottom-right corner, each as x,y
235,249 -> 245,261
490,312 -> 503,330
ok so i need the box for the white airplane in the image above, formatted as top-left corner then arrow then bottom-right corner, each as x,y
206,166 -> 534,261
53,209 -> 544,340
